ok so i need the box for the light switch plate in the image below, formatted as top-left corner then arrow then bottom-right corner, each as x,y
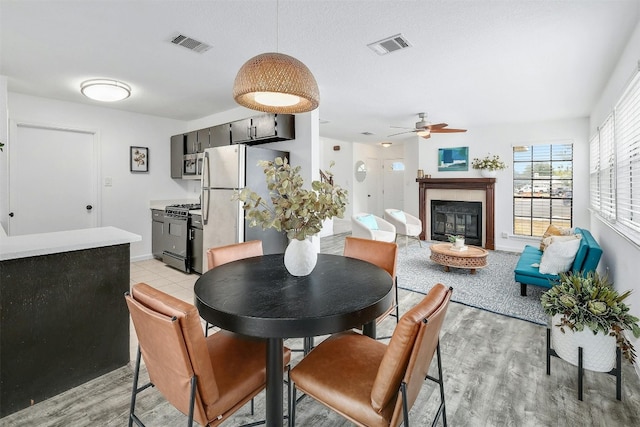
104,177 -> 113,187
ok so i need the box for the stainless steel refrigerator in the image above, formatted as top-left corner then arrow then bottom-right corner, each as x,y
200,144 -> 289,264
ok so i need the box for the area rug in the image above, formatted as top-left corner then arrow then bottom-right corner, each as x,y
396,242 -> 548,325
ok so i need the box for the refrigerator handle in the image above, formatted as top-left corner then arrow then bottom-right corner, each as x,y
202,151 -> 210,225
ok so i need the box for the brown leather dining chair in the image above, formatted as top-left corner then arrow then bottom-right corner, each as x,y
206,239 -> 263,271
289,283 -> 453,427
204,240 -> 263,336
343,236 -> 400,327
125,282 -> 291,427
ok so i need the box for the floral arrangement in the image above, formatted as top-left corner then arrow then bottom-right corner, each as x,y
541,271 -> 640,363
471,154 -> 507,171
234,157 -> 348,241
446,234 -> 464,243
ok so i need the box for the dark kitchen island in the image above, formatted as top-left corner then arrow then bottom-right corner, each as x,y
0,227 -> 141,418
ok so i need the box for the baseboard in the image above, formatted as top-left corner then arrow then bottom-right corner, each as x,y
130,253 -> 154,262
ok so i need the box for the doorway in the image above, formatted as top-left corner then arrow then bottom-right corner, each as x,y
383,159 -> 405,211
8,122 -> 99,236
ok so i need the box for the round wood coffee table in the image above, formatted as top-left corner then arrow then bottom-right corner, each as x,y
429,243 -> 488,274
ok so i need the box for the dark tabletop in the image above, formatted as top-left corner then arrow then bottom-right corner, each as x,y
194,253 -> 393,338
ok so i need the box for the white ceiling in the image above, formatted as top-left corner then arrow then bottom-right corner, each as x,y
1,0 -> 639,144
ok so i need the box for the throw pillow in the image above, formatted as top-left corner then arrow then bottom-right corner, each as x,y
390,210 -> 406,223
540,234 -> 581,251
538,236 -> 581,275
540,224 -> 573,251
356,214 -> 379,230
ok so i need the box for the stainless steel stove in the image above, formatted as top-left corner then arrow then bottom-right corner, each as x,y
162,203 -> 201,273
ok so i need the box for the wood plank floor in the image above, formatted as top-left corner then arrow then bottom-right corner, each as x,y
2,234 -> 639,426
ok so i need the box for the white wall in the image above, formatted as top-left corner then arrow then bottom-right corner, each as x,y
320,137 -> 353,218
0,77 -> 8,235
415,118 -> 590,252
589,18 -> 640,375
6,93 -> 188,259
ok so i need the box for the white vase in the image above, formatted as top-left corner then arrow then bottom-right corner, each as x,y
283,237 -> 318,276
550,314 -> 617,372
480,169 -> 497,178
454,238 -> 465,248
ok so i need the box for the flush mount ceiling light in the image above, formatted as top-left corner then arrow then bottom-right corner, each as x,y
381,142 -> 392,148
232,0 -> 319,114
416,129 -> 430,137
81,79 -> 131,102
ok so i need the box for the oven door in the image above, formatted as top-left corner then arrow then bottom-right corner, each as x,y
162,214 -> 190,272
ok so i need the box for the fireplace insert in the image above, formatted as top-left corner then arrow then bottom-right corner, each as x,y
431,200 -> 482,246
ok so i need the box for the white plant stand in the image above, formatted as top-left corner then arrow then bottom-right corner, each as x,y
546,328 -> 622,401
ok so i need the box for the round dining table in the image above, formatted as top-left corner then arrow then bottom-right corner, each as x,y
194,253 -> 393,427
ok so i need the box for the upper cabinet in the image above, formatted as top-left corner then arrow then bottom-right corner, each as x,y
196,128 -> 210,152
185,131 -> 198,154
209,124 -> 230,147
170,134 -> 184,179
231,114 -> 295,145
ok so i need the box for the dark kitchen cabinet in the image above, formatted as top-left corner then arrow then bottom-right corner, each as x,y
189,213 -> 203,274
185,131 -> 198,154
170,134 -> 184,179
230,113 -> 295,145
196,128 -> 209,152
151,209 -> 165,259
209,124 -> 230,147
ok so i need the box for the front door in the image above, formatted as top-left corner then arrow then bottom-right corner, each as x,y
8,123 -> 98,235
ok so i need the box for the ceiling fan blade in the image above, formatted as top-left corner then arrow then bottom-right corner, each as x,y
427,123 -> 448,130
430,128 -> 467,133
389,125 -> 415,130
387,130 -> 416,137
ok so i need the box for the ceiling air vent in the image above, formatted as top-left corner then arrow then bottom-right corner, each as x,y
367,34 -> 411,55
170,34 -> 211,54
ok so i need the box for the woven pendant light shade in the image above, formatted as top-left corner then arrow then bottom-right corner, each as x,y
233,52 -> 320,114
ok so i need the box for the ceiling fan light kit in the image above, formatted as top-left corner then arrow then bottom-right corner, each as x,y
233,52 -> 319,113
387,112 -> 467,139
381,142 -> 392,148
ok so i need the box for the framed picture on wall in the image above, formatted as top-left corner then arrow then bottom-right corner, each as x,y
438,146 -> 468,171
130,146 -> 149,172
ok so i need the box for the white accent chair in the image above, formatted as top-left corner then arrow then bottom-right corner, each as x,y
351,213 -> 396,242
384,208 -> 423,247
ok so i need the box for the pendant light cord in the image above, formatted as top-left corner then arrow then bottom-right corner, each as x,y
276,0 -> 279,53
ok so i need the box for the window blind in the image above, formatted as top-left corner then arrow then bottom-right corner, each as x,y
615,72 -> 640,235
599,113 -> 616,220
589,132 -> 600,211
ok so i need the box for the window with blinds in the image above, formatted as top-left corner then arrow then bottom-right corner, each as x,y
599,114 -> 616,220
615,72 -> 640,236
591,68 -> 640,245
513,143 -> 573,237
589,132 -> 600,211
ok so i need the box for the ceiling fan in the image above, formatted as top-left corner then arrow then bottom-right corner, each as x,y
388,113 -> 467,139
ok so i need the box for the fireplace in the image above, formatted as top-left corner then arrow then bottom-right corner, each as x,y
431,200 -> 482,246
417,177 -> 496,249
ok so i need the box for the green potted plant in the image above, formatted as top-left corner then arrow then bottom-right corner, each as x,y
541,271 -> 640,371
446,233 -> 465,248
471,154 -> 507,177
235,157 -> 348,276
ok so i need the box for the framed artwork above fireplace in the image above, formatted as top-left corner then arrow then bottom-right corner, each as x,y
438,146 -> 469,171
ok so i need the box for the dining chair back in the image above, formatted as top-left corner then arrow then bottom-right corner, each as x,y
343,236 -> 399,325
290,283 -> 453,427
125,282 -> 289,427
206,240 -> 263,271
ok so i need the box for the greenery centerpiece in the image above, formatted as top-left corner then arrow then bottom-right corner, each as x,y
234,157 -> 348,275
541,271 -> 640,367
471,154 -> 507,171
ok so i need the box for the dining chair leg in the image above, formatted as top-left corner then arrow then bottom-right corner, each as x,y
425,341 -> 447,427
394,277 -> 400,322
290,384 -> 297,427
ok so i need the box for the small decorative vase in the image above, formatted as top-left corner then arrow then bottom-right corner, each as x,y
454,238 -> 465,248
480,169 -> 497,178
550,314 -> 617,372
283,237 -> 318,276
